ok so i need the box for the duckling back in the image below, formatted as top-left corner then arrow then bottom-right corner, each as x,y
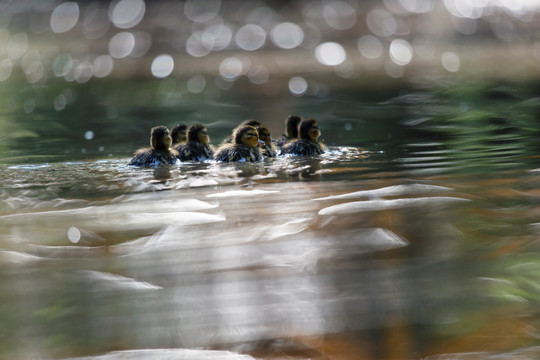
214,144 -> 262,162
259,143 -> 277,158
175,142 -> 214,161
281,139 -> 325,156
275,135 -> 295,150
129,148 -> 179,166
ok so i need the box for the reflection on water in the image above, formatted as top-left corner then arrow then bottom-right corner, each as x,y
2,136 -> 540,359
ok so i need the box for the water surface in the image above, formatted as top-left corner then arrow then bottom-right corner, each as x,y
3,82 -> 540,359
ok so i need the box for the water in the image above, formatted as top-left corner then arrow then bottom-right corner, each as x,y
2,78 -> 540,360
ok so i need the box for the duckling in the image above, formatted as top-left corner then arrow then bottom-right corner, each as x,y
214,125 -> 262,162
281,118 -> 326,156
220,119 -> 262,145
170,124 -> 187,146
257,125 -> 277,158
129,126 -> 179,166
275,115 -> 302,149
175,124 -> 214,161
241,119 -> 262,127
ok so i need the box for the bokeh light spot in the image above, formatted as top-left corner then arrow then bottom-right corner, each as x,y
51,2 -> 80,33
93,55 -> 114,78
82,6 -> 110,40
441,51 -> 460,72
85,130 -> 95,140
184,0 -> 221,22
151,54 -> 174,78
110,0 -> 145,29
323,1 -> 357,30
400,0 -> 432,13
389,39 -> 413,65
131,31 -> 152,57
235,24 -> 266,51
270,22 -> 304,49
248,65 -> 269,85
219,57 -> 244,79
366,9 -> 396,37
54,94 -> 67,111
75,61 -> 93,83
315,42 -> 346,66
289,76 -> 308,95
205,24 -> 233,51
358,35 -> 383,59
443,0 -> 483,19
187,75 -> 206,93
24,61 -> 44,84
67,226 -> 81,243
186,32 -> 213,57
53,53 -> 73,77
109,32 -> 135,58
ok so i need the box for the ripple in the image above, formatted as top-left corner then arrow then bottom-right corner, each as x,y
7,164 -> 51,170
61,349 -> 256,360
315,184 -> 453,200
77,270 -> 162,291
207,189 -> 279,198
125,211 -> 225,228
0,250 -> 45,265
319,196 -> 469,215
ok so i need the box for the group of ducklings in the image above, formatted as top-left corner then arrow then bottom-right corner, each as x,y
128,115 -> 326,167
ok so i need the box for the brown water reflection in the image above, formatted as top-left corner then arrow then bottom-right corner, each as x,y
2,150 -> 540,359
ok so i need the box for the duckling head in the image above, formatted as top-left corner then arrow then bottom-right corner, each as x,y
171,124 -> 187,145
187,124 -> 210,146
240,119 -> 261,128
285,115 -> 302,138
257,126 -> 272,146
298,118 -> 320,141
234,125 -> 259,148
150,125 -> 172,150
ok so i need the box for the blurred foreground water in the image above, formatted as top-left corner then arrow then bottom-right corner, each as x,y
3,1 -> 540,359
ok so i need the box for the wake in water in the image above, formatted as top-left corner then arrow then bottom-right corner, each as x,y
0,147 -> 369,213
132,146 -> 371,190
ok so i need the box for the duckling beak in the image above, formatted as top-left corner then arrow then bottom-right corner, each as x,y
258,139 -> 265,145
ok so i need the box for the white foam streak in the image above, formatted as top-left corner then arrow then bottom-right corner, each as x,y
61,348 -> 256,360
319,197 -> 469,215
266,218 -> 311,241
315,184 -> 453,200
207,189 -> 279,198
0,198 -> 223,232
361,228 -> 409,249
0,250 -> 44,265
78,270 -> 162,291
126,212 -> 225,228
